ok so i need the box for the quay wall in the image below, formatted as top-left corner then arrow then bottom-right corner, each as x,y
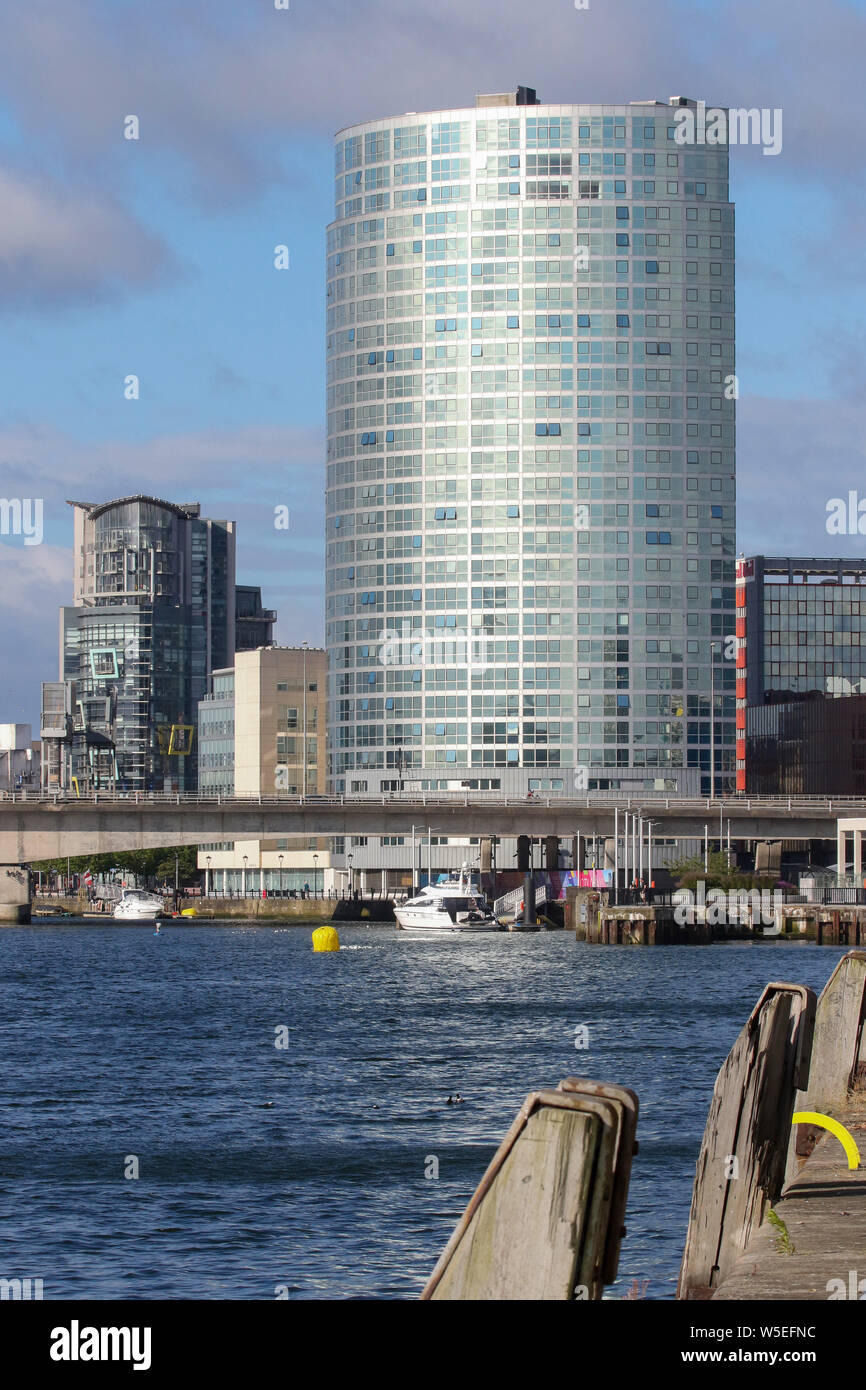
29,896 -> 395,924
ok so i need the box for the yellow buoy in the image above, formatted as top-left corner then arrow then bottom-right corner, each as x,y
312,925 -> 340,952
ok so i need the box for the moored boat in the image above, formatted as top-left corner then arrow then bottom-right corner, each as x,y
394,865 -> 502,934
113,889 -> 164,921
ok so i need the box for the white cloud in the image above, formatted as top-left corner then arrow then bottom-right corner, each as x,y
0,166 -> 175,308
0,0 -> 863,202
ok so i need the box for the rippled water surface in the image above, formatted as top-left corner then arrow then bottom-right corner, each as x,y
0,923 -> 849,1299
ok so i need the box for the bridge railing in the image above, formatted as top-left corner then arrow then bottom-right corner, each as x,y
3,790 -> 866,812
494,883 -> 549,915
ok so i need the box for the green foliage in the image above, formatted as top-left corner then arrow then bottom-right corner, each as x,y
31,846 -> 199,885
766,1207 -> 794,1256
669,851 -> 778,893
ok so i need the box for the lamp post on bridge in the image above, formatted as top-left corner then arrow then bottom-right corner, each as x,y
301,641 -> 309,798
710,640 -> 719,803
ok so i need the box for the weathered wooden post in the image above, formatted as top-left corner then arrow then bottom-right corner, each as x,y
677,982 -> 816,1299
785,950 -> 866,1183
421,1079 -> 638,1301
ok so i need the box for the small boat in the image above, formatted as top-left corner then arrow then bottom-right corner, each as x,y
113,889 -> 164,921
394,864 -> 502,934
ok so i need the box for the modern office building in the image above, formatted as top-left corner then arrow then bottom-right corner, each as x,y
235,585 -> 277,651
747,694 -> 866,796
59,496 -> 236,791
326,87 -> 736,816
737,556 -> 866,793
197,647 -> 333,894
197,668 -> 236,796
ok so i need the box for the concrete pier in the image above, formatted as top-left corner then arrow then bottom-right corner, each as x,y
681,951 -> 866,1301
710,1115 -> 866,1299
0,865 -> 30,923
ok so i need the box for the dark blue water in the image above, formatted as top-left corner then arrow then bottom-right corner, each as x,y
0,924 -> 850,1300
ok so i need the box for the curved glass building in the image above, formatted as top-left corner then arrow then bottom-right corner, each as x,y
326,89 -> 736,800
61,496 -> 235,791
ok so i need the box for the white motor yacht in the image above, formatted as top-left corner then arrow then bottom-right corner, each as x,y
394,865 -> 502,933
113,889 -> 165,921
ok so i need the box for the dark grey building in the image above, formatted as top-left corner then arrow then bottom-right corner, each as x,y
747,694 -> 866,796
737,556 -> 866,793
235,585 -> 277,651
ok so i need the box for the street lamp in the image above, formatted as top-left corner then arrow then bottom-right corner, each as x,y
242,853 -> 248,899
301,640 -> 309,797
710,640 -> 718,802
347,851 -> 353,897
644,821 -> 657,887
313,852 -> 319,897
278,852 -> 284,897
205,854 -> 211,899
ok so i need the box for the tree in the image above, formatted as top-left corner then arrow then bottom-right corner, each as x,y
669,851 -> 778,892
32,846 -> 200,886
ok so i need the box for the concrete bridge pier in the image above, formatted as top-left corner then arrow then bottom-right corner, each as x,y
0,865 -> 31,924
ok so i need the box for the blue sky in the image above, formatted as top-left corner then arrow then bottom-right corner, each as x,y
1,0 -> 865,725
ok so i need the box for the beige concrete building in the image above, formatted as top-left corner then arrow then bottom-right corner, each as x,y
197,646 -> 334,895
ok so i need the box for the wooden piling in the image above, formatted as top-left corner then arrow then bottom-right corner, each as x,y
677,982 -> 816,1299
711,951 -> 866,1300
421,1079 -> 638,1301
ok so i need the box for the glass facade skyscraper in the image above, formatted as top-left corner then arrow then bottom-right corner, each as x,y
326,91 -> 736,798
61,496 -> 236,791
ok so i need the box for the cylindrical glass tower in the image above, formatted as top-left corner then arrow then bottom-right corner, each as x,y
326,90 -> 735,798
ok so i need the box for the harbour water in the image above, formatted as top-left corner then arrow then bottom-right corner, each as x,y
0,922 -> 850,1300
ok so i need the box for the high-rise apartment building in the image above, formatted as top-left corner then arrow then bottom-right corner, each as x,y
326,89 -> 736,800
60,496 -> 236,790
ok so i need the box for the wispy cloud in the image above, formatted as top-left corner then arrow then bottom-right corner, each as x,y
1,0 -> 864,204
0,165 -> 177,309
